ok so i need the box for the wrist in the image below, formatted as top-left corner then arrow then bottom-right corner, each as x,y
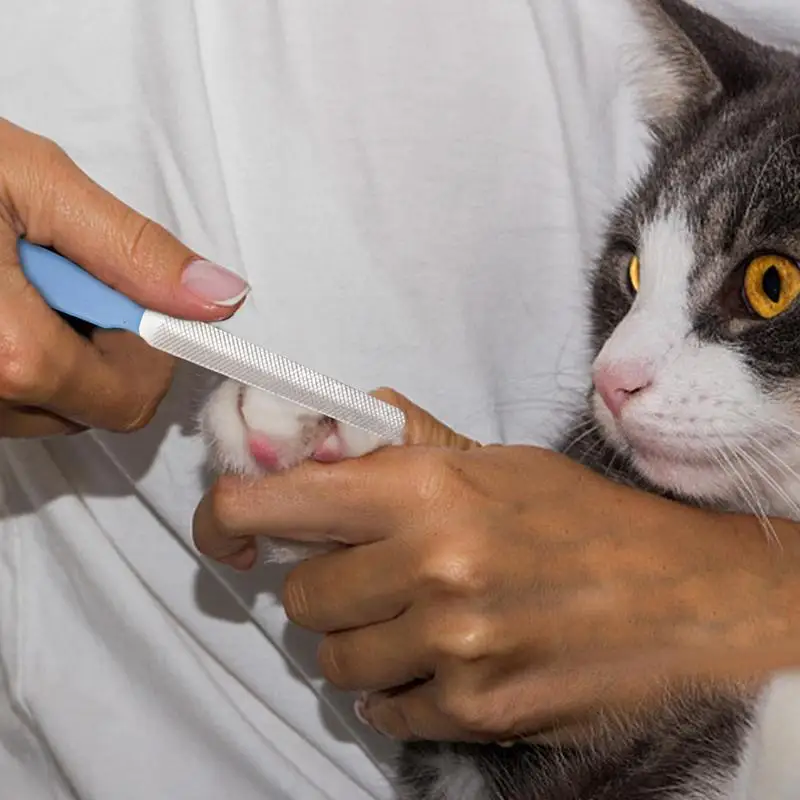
675,508 -> 800,680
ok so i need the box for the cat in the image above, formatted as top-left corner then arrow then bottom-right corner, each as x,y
200,0 -> 800,797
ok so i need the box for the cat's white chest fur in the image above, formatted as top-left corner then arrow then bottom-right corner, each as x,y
728,474 -> 800,800
730,674 -> 800,800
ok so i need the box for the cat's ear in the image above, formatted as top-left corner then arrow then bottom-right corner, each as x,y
627,0 -> 777,136
627,0 -> 720,134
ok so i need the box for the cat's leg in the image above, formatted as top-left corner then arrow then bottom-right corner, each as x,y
200,379 -> 384,563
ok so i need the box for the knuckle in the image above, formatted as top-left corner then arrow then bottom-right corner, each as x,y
207,476 -> 243,529
429,616 -> 494,662
282,570 -> 312,626
409,449 -> 454,504
29,137 -> 71,193
371,386 -> 402,406
121,212 -> 157,265
10,137 -> 71,235
437,690 -> 499,737
421,542 -> 488,596
0,334 -> 48,401
120,213 -> 176,277
35,135 -> 68,163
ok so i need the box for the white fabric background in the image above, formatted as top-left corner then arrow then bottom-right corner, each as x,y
0,1 -> 796,798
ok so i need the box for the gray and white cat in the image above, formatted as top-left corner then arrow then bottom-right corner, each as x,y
201,1 -> 800,797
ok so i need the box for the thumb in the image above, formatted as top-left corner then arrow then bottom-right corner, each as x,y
371,387 -> 480,450
3,121 -> 249,321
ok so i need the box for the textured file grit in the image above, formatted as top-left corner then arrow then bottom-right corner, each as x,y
141,312 -> 406,443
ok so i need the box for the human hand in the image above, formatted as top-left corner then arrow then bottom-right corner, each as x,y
0,119 -> 249,437
193,395 -> 800,743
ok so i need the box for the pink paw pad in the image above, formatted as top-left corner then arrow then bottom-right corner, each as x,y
247,433 -> 282,470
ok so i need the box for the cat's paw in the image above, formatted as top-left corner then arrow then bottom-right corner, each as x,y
200,380 -> 384,563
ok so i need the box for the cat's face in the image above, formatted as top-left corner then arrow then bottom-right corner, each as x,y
590,1 -> 800,516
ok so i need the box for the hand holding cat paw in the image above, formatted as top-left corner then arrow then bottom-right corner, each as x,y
194,396 -> 800,742
0,119 -> 249,437
195,387 -> 480,568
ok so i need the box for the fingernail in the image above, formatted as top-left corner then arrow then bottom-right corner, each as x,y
182,259 -> 250,307
354,694 -> 396,739
222,545 -> 257,572
354,693 -> 370,725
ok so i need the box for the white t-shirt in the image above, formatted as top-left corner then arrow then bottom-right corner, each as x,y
0,2 -> 796,798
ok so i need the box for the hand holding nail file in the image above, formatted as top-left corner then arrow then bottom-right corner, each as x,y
17,240 -> 406,444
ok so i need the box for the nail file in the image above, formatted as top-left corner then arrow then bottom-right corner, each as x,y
17,240 -> 406,444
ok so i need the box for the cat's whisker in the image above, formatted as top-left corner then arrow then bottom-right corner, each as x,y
569,434 -> 634,486
733,408 -> 800,441
715,444 -> 759,513
730,459 -> 779,545
740,434 -> 800,518
488,397 -> 585,415
568,431 -> 633,486
575,437 -> 605,466
706,447 -> 749,511
505,367 -> 588,381
603,447 -> 622,482
722,444 -> 773,531
727,442 -> 795,547
710,439 -> 779,545
745,433 -> 800,484
574,435 -> 609,470
561,419 -> 601,455
461,390 -> 589,434
708,448 -> 757,520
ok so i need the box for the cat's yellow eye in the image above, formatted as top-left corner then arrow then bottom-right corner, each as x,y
743,254 -> 800,319
627,254 -> 640,294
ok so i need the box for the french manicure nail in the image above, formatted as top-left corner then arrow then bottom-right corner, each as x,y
182,259 -> 250,307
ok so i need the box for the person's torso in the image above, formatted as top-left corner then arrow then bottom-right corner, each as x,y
0,1 -> 655,797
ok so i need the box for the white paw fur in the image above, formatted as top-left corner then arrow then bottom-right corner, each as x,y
200,380 -> 385,563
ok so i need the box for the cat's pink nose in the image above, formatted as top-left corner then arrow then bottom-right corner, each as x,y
593,362 -> 653,418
